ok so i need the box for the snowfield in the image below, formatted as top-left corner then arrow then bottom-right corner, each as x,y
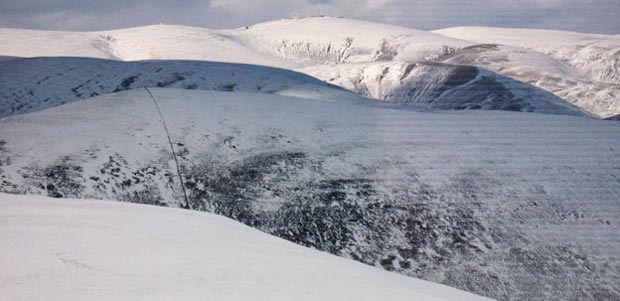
2,17 -> 616,117
1,88 -> 619,300
0,193 -> 489,301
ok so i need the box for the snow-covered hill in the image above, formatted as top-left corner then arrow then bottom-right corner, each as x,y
0,57 -> 360,118
227,17 -> 472,65
433,44 -> 620,117
432,29 -> 620,117
0,56 -> 587,118
1,88 -> 619,300
301,61 -> 586,115
1,18 -> 607,117
0,193 -> 489,301
0,25 -> 293,68
434,27 -> 620,85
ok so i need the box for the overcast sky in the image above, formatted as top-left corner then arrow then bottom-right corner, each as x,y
0,0 -> 618,34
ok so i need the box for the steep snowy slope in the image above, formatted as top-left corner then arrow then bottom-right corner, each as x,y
301,61 -> 587,116
431,29 -> 620,117
228,17 -> 472,65
436,44 -> 620,117
1,89 -> 619,300
0,193 -> 488,301
434,27 -> 620,84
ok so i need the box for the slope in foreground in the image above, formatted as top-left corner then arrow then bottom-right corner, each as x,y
0,193 -> 488,301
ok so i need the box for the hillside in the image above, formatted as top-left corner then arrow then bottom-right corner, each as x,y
0,56 -> 586,118
1,18 -> 609,117
434,27 -> 620,117
0,193 -> 488,301
301,61 -> 587,115
434,27 -> 620,84
1,88 -> 619,300
228,17 -> 472,65
0,57 -> 360,118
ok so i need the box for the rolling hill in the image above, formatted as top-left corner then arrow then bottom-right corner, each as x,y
2,17 -> 614,117
1,88 -> 618,300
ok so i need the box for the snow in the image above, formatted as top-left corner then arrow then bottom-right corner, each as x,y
0,57 -> 361,118
0,25 -> 292,68
0,192 -> 489,301
2,18 -> 615,117
226,17 -> 472,64
434,27 -> 620,117
300,61 -> 588,116
1,16 -> 620,300
1,88 -> 619,300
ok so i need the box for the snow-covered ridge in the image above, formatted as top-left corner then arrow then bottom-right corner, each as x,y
434,26 -> 620,83
301,61 -> 587,116
0,56 -> 586,119
0,193 -> 489,301
434,27 -> 620,117
0,25 -> 293,68
227,17 -> 472,65
1,18 -> 617,117
0,57 -> 361,118
2,89 -> 619,300
434,43 -> 620,117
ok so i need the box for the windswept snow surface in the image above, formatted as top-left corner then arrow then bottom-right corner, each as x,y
0,18 -> 596,117
1,89 -> 619,300
0,193 -> 489,301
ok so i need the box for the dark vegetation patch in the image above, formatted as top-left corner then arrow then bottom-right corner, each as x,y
114,74 -> 140,92
218,83 -> 237,92
23,156 -> 84,198
181,150 -> 491,275
156,73 -> 186,87
119,185 -> 167,207
0,140 -> 18,192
